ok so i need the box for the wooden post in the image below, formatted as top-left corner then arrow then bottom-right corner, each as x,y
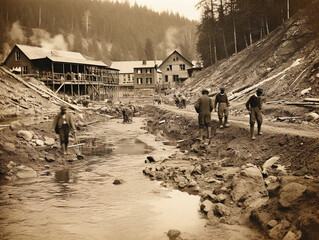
77,64 -> 80,99
51,62 -> 55,91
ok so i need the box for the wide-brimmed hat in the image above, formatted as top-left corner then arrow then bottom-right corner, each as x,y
60,105 -> 68,110
202,89 -> 209,94
256,88 -> 263,93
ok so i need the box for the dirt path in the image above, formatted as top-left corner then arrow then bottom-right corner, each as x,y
157,104 -> 319,139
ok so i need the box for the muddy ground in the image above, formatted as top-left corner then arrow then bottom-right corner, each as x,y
141,105 -> 319,240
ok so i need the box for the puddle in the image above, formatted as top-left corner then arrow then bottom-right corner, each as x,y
80,137 -> 153,156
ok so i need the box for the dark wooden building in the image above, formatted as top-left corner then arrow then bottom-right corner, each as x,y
4,44 -> 119,100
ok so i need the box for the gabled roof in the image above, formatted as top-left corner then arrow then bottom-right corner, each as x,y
110,60 -> 162,74
159,50 -> 193,68
16,44 -> 86,60
47,56 -> 108,67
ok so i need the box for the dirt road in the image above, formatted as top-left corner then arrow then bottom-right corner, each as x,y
157,104 -> 319,139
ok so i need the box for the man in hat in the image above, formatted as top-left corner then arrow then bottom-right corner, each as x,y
246,88 -> 263,140
214,87 -> 230,128
53,105 -> 76,155
195,89 -> 214,141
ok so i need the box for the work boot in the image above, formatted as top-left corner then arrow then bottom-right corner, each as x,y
62,144 -> 67,155
224,116 -> 230,128
198,129 -> 204,141
250,126 -> 256,140
207,126 -> 212,139
219,118 -> 223,128
258,124 -> 263,135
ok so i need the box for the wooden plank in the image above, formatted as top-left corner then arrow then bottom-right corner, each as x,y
0,66 -> 82,112
303,98 -> 319,103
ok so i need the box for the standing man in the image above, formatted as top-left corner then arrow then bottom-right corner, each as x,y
214,87 -> 230,128
53,105 -> 76,155
246,88 -> 263,140
195,89 -> 214,141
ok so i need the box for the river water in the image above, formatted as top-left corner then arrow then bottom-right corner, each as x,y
0,118 -> 207,240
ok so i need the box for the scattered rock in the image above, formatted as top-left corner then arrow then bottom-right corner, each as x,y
300,87 -> 311,95
35,139 -> 44,146
262,156 -> 280,175
282,231 -> 301,240
10,120 -> 22,130
44,137 -> 55,146
200,199 -> 214,213
267,219 -> 278,229
113,179 -> 124,185
146,156 -> 156,163
305,112 -> 319,121
45,154 -> 55,163
6,161 -> 17,169
167,229 -> 181,240
3,142 -> 16,152
216,194 -> 227,203
268,219 -> 291,239
17,130 -> 33,141
11,165 -> 37,179
279,182 -> 307,208
214,203 -> 228,217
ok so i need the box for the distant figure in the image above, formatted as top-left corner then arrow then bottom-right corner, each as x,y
194,89 -> 214,141
215,87 -> 230,128
180,95 -> 186,109
78,72 -> 82,80
53,105 -> 76,155
174,94 -> 180,107
246,88 -> 263,140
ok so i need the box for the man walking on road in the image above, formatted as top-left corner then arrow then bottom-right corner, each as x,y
53,105 -> 76,155
246,88 -> 263,140
215,87 -> 230,128
195,89 -> 214,141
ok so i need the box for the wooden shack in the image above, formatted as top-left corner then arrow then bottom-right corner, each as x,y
4,44 -> 119,100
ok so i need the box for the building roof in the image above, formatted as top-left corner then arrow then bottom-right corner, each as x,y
159,50 -> 193,68
110,60 -> 162,74
47,56 -> 108,67
16,44 -> 86,60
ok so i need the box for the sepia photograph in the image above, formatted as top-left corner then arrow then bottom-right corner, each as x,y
0,0 -> 318,239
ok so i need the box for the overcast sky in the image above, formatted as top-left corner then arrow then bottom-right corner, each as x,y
116,0 -> 201,21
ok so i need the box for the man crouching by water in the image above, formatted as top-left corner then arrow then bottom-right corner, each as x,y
53,105 -> 76,155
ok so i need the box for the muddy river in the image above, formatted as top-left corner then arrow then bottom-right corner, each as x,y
0,118 -> 207,240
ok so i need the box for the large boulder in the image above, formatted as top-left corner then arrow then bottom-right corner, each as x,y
200,200 -> 214,213
262,156 -> 280,175
279,182 -> 307,208
10,165 -> 37,179
167,229 -> 181,240
17,130 -> 33,141
268,219 -> 290,239
231,166 -> 268,207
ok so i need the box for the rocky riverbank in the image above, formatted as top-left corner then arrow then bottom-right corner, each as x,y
142,105 -> 319,240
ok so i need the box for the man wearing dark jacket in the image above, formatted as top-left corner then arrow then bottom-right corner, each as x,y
195,89 -> 214,141
215,87 -> 230,128
53,105 -> 76,154
246,88 -> 263,140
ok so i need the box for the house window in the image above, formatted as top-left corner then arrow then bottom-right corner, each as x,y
22,66 -> 28,75
165,75 -> 168,82
146,68 -> 151,74
137,78 -> 143,84
128,75 -> 130,81
167,65 -> 172,71
180,64 -> 185,70
137,69 -> 142,74
146,78 -> 152,84
173,75 -> 179,82
15,51 -> 21,61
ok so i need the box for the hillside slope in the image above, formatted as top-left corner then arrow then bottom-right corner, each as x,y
185,1 -> 319,106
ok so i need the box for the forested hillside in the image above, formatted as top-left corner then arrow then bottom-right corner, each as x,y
196,0 -> 313,67
0,0 -> 197,64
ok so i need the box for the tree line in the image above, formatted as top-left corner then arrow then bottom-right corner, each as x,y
196,0 -> 313,67
0,0 -> 197,64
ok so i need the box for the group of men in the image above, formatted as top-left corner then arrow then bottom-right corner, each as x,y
195,87 -> 263,141
174,94 -> 186,109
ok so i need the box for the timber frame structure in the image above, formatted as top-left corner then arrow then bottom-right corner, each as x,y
4,44 -> 119,101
